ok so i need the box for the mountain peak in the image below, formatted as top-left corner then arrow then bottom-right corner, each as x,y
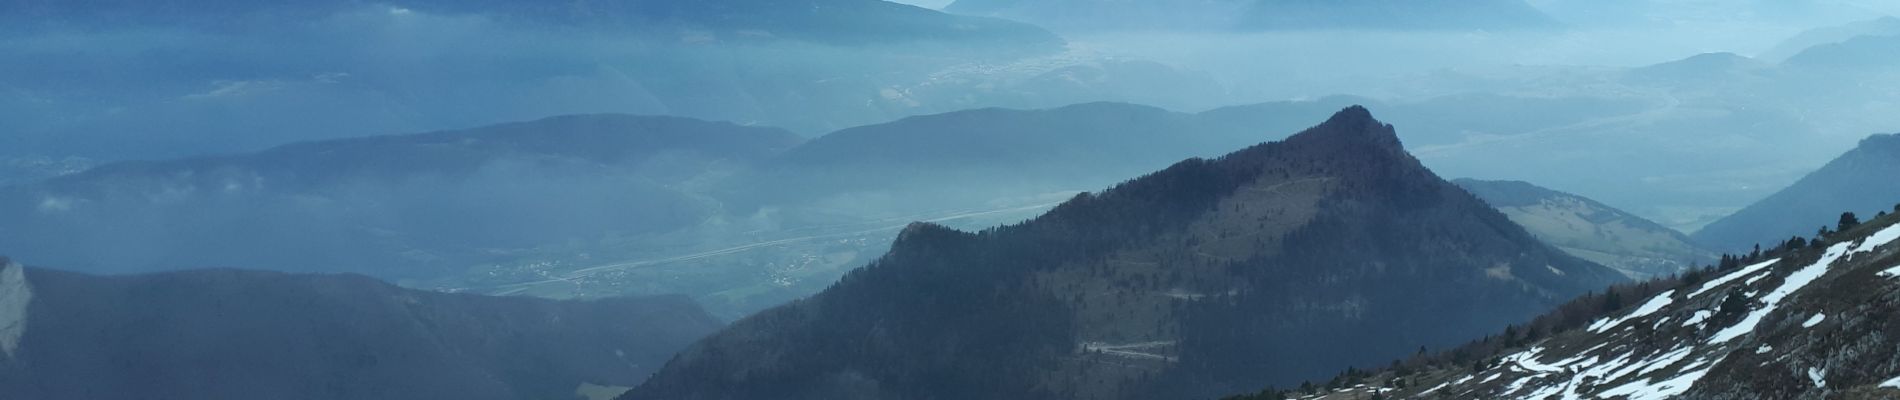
1273,105 -> 1404,154
1860,132 -> 1900,152
625,108 -> 1623,400
895,221 -> 958,241
1327,104 -> 1376,124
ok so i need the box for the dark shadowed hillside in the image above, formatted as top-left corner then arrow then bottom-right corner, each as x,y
0,258 -> 722,400
1456,179 -> 1716,278
1694,134 -> 1900,251
620,107 -> 1623,400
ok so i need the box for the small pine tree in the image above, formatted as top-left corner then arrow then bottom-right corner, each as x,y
1605,290 -> 1626,313
1839,212 -> 1861,232
1718,254 -> 1739,271
1683,268 -> 1705,285
1720,289 -> 1750,317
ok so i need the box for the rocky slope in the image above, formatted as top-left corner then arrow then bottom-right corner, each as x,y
1248,211 -> 1900,399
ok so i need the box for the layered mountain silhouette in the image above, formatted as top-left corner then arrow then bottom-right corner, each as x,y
1760,16 -> 1900,62
1783,33 -> 1900,70
1456,179 -> 1716,278
0,114 -> 803,277
620,107 -> 1624,399
1695,133 -> 1900,251
4,0 -> 1060,47
1,0 -> 1073,166
1249,209 -> 1900,399
0,100 -> 1370,318
747,100 -> 1360,210
0,257 -> 721,400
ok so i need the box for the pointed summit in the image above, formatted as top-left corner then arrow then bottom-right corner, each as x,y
1860,132 -> 1900,155
1327,104 -> 1376,124
1279,105 -> 1403,152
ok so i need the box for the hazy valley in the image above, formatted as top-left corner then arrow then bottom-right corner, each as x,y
2,0 -> 1899,399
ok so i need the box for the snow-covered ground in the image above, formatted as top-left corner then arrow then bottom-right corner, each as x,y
1352,219 -> 1900,399
0,261 -> 31,358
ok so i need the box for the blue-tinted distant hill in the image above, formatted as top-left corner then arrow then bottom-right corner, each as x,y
1759,16 -> 1900,62
3,0 -> 1061,47
945,0 -> 1557,32
0,0 -> 1076,165
1456,179 -> 1716,278
1694,134 -> 1900,251
0,114 -> 803,277
1783,33 -> 1900,70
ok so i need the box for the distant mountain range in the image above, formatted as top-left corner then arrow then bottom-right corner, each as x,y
1237,0 -> 1558,31
1694,133 -> 1900,251
944,0 -> 1557,32
746,99 -> 1361,210
1783,32 -> 1900,69
2,0 -> 1061,47
621,107 -> 1623,399
0,114 -> 802,279
1238,209 -> 1900,399
1759,16 -> 1900,62
1456,179 -> 1716,278
0,257 -> 721,400
0,99 -> 1364,319
0,0 -> 1093,166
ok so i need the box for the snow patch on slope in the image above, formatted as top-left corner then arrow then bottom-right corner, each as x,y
1599,366 -> 1710,400
1689,259 -> 1778,298
1857,223 -> 1900,255
0,261 -> 30,358
1590,290 -> 1676,333
1709,243 -> 1849,345
1802,313 -> 1825,328
1682,310 -> 1712,326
